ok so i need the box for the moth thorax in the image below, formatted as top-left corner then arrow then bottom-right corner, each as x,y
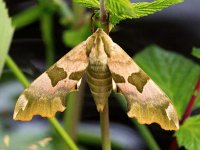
86,63 -> 112,112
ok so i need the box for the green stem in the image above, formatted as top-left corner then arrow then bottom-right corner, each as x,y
115,94 -> 160,150
131,119 -> 160,150
39,0 -> 55,67
100,102 -> 111,150
49,118 -> 79,150
99,0 -> 111,149
64,92 -> 78,139
64,79 -> 86,140
5,55 -> 29,87
12,5 -> 42,30
5,55 -> 78,150
78,129 -> 124,149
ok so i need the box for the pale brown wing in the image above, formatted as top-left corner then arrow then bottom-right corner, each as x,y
108,43 -> 179,130
14,42 -> 89,121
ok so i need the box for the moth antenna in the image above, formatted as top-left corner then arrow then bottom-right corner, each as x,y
90,13 -> 95,33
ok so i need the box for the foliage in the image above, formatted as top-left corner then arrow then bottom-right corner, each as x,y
176,116 -> 200,150
132,0 -> 183,18
63,23 -> 91,47
105,0 -> 136,24
0,0 -> 14,77
192,47 -> 200,59
74,0 -> 99,8
134,45 -> 200,118
12,5 -> 42,29
74,0 -> 184,25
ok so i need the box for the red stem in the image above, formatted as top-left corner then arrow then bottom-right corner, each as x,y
170,75 -> 200,150
180,76 -> 200,124
90,13 -> 95,33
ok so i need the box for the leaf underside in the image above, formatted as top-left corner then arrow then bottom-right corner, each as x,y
0,0 -> 14,77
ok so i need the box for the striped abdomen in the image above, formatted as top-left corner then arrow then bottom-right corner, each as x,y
86,63 -> 112,112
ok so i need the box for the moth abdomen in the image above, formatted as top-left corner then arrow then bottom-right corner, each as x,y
86,64 -> 112,112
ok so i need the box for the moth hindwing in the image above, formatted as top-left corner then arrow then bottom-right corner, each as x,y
14,28 -> 179,131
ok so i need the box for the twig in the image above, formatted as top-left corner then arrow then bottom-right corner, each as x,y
180,76 -> 200,124
170,75 -> 200,150
100,0 -> 108,31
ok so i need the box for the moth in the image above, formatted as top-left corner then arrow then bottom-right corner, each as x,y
13,28 -> 179,130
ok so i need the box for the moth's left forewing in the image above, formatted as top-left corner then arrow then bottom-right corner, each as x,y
14,42 -> 89,121
107,43 -> 179,130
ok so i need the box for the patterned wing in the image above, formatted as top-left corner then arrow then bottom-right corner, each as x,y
108,43 -> 179,130
14,42 -> 89,121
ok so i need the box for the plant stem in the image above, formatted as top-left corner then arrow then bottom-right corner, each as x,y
39,0 -> 55,67
5,55 -> 29,87
100,0 -> 107,31
170,75 -> 200,150
12,5 -> 42,30
64,78 -> 86,140
100,102 -> 111,150
99,0 -> 111,149
49,118 -> 79,150
78,128 -> 124,149
5,55 -> 78,150
115,94 -> 160,150
131,119 -> 160,150
180,75 -> 200,124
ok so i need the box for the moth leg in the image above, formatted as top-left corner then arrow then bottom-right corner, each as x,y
112,79 -> 117,92
76,78 -> 82,89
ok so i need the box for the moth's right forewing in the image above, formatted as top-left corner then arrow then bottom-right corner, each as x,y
108,43 -> 179,131
14,42 -> 89,121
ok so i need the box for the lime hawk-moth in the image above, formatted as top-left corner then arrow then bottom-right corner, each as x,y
13,28 -> 179,130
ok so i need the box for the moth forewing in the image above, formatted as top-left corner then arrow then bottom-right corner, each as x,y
13,42 -> 89,121
102,34 -> 179,130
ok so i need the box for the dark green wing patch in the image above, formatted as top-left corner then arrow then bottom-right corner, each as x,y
47,65 -> 67,87
111,72 -> 125,83
128,70 -> 149,93
69,70 -> 85,81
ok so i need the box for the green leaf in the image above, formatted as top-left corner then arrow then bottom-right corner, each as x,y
134,45 -> 200,118
106,0 -> 136,24
74,0 -> 183,25
192,47 -> 200,59
107,0 -> 183,25
63,23 -> 91,47
132,0 -> 183,18
73,0 -> 100,8
176,115 -> 200,150
0,0 -> 14,77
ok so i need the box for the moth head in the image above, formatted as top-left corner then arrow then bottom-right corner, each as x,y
88,28 -> 112,57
